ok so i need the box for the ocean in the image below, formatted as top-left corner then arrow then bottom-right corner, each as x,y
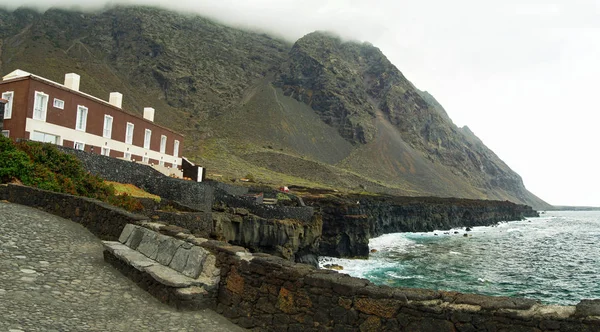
319,210 -> 600,305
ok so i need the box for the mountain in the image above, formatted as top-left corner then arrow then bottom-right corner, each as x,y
0,6 -> 550,209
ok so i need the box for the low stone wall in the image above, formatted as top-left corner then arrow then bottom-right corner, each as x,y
58,147 -> 215,211
103,223 -> 220,309
0,184 -> 147,240
146,210 -> 213,238
215,191 -> 314,222
213,243 -> 600,332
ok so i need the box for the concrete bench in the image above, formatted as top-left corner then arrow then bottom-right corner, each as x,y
102,223 -> 220,309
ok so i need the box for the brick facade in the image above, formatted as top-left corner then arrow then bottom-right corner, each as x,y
0,70 -> 184,169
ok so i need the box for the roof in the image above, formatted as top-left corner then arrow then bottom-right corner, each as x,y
0,70 -> 184,137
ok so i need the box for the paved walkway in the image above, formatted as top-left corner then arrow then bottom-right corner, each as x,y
0,202 -> 245,332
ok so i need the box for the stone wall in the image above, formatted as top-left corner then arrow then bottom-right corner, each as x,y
104,223 -> 221,309
57,147 -> 215,211
210,241 -> 600,332
146,210 -> 213,238
215,191 -> 314,222
0,184 -> 147,240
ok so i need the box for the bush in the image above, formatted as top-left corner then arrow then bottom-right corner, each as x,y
0,136 -> 142,212
0,149 -> 34,183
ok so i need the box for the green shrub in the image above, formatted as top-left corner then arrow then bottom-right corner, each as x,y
0,149 -> 34,183
276,192 -> 292,201
0,136 -> 143,212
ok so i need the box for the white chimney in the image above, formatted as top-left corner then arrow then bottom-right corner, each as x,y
64,73 -> 80,91
143,107 -> 155,122
109,92 -> 123,108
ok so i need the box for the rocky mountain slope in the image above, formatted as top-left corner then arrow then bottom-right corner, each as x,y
0,6 -> 550,209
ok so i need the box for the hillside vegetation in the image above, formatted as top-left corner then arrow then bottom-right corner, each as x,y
0,6 -> 550,209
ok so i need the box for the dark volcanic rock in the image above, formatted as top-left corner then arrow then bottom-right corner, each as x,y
305,194 -> 538,258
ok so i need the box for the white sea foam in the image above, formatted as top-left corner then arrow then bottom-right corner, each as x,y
318,256 -> 395,279
368,232 -> 416,253
385,271 -> 424,280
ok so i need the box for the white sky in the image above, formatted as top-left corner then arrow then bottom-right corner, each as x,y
4,0 -> 600,206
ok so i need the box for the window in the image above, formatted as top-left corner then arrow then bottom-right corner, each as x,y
2,91 -> 13,119
173,140 -> 180,157
74,142 -> 85,151
103,115 -> 113,138
101,147 -> 110,156
142,155 -> 149,163
125,122 -> 134,144
75,105 -> 88,131
124,152 -> 131,160
30,131 -> 59,144
33,91 -> 49,121
144,129 -> 151,149
160,135 -> 167,153
1,130 -> 9,138
53,98 -> 64,109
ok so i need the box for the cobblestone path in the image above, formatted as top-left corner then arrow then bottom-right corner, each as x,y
0,202 -> 245,332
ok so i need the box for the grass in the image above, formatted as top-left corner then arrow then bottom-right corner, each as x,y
105,181 -> 161,202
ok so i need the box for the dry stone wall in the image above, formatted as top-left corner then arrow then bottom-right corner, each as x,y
57,146 -> 215,211
0,184 -> 146,240
210,244 -> 600,332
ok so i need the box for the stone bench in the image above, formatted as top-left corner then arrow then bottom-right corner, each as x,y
102,223 -> 220,309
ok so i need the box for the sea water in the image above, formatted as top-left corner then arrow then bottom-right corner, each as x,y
319,211 -> 600,305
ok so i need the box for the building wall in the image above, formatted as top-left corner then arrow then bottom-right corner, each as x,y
0,78 -> 30,140
1,76 -> 184,168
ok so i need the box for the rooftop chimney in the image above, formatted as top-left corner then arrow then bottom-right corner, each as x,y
143,107 -> 155,122
109,92 -> 123,108
64,73 -> 80,91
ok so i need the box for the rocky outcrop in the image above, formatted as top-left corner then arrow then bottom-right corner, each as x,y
304,194 -> 539,258
212,194 -> 321,267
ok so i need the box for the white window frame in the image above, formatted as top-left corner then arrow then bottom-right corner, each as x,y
160,135 -> 167,154
1,130 -> 9,138
144,129 -> 152,149
103,115 -> 113,138
2,91 -> 13,119
124,152 -> 131,160
33,91 -> 49,121
75,105 -> 88,131
125,122 -> 134,144
74,141 -> 85,151
101,146 -> 111,156
142,155 -> 149,163
53,98 -> 64,110
159,159 -> 164,166
173,140 -> 180,157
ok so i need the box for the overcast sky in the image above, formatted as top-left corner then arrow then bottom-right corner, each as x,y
4,0 -> 600,206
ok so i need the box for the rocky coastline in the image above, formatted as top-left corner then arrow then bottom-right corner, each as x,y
303,194 -> 539,258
